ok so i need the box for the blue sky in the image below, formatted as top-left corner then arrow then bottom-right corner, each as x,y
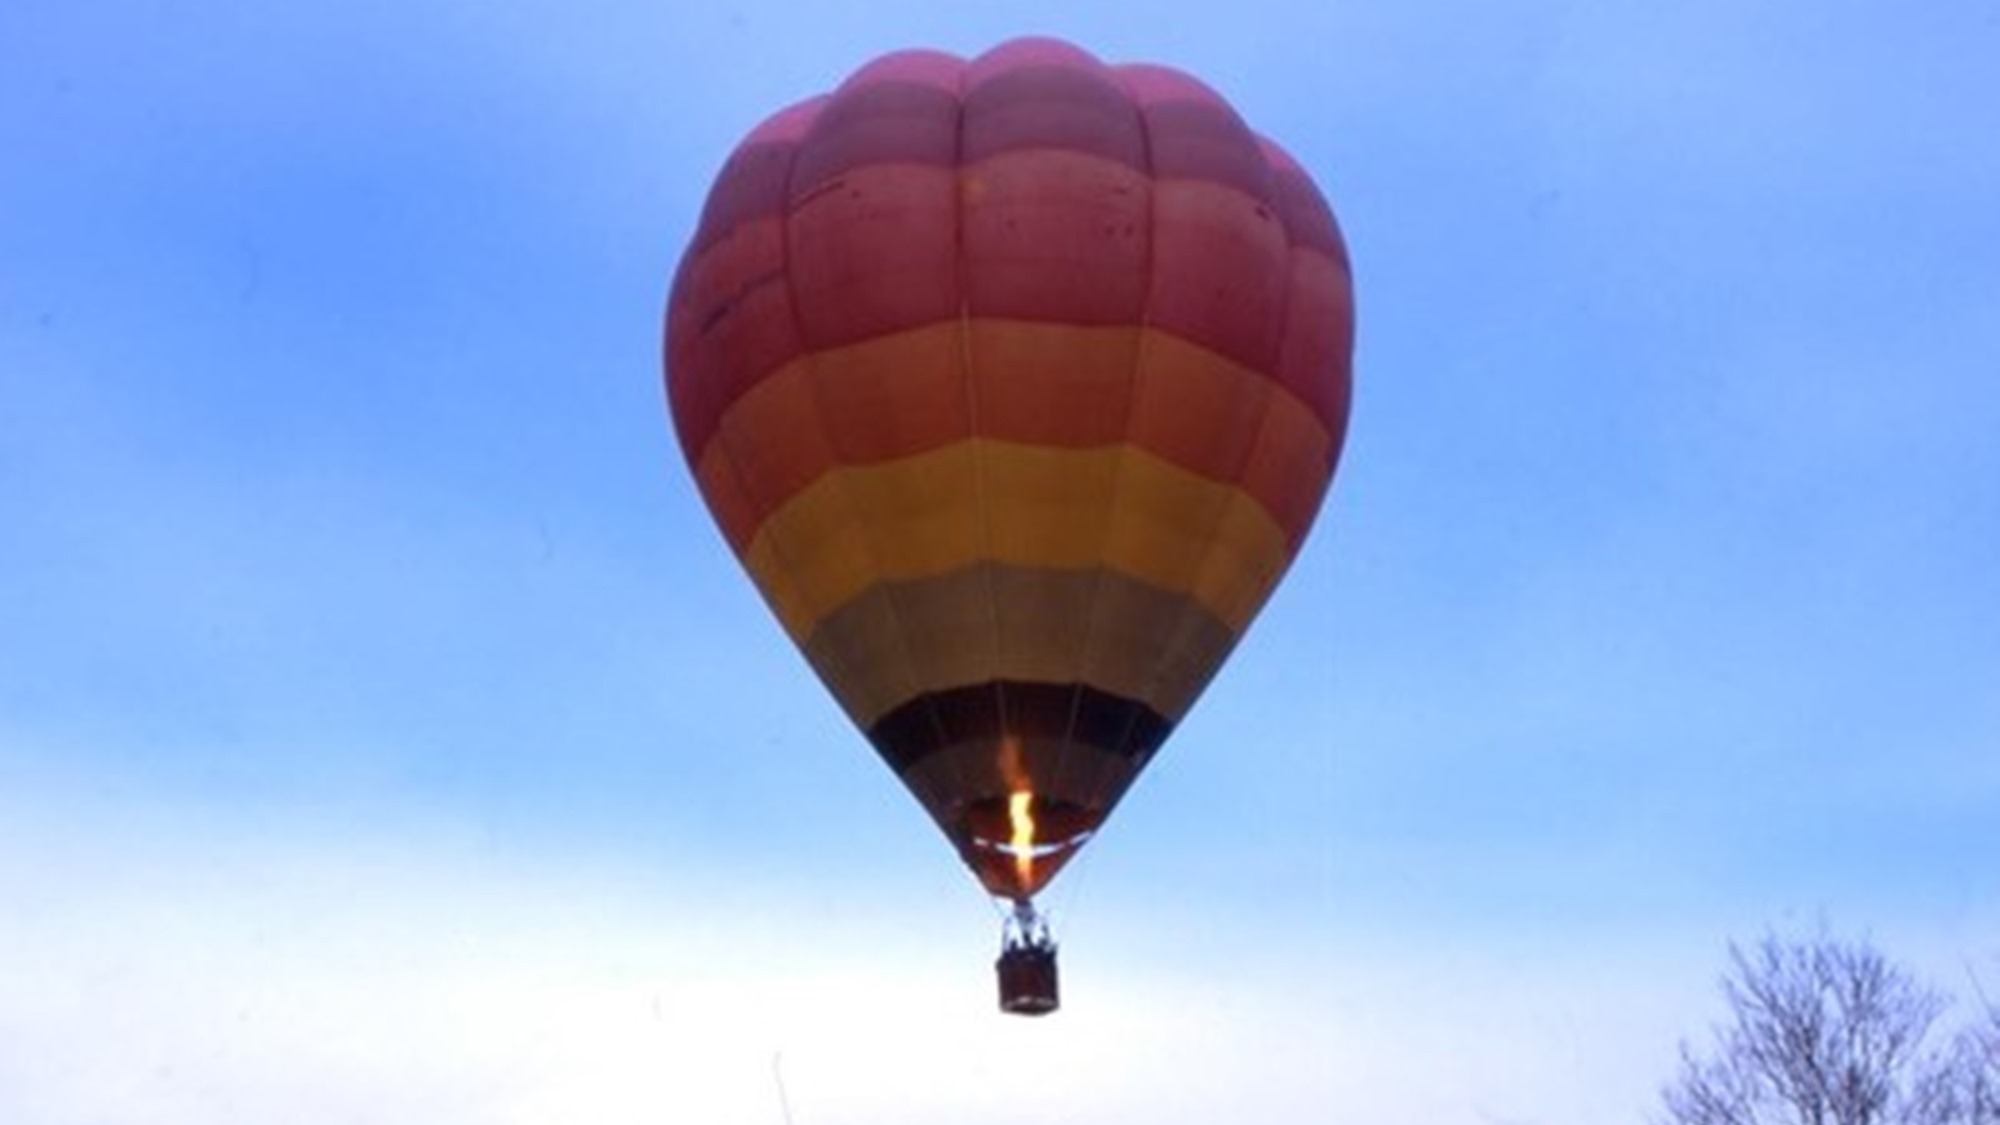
3,0 -> 1997,1121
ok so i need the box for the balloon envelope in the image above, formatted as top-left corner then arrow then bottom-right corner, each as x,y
665,37 -> 1353,901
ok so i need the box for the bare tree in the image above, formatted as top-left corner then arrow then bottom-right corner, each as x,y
1971,1005 -> 2000,1124
1660,931 -> 1955,1125
1916,987 -> 2000,1125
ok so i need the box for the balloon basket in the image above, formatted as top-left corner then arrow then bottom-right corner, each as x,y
996,903 -> 1059,1016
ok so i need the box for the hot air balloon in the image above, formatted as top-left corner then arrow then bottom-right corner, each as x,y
664,36 -> 1353,1015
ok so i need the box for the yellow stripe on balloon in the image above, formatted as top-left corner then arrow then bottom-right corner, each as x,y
739,440 -> 1291,641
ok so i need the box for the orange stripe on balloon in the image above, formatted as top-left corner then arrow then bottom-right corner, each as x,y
686,322 -> 1334,554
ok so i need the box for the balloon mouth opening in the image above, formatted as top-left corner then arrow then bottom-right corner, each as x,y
957,794 -> 1098,899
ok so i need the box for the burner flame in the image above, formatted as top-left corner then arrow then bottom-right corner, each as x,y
1008,790 -> 1035,889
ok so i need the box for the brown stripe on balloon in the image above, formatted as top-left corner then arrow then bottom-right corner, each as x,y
799,562 -> 1238,728
868,681 -> 1173,773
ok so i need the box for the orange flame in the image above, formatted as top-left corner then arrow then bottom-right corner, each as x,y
1008,790 -> 1036,890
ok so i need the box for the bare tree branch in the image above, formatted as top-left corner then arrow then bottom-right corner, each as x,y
1659,930 -> 1964,1125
